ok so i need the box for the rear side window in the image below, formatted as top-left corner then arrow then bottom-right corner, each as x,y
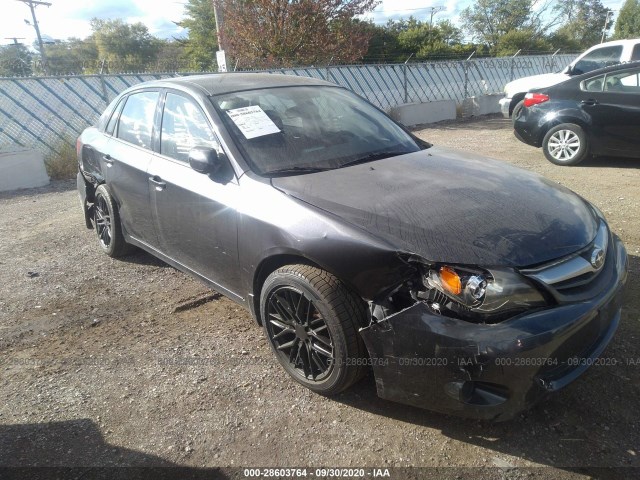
582,74 -> 605,92
632,44 -> 640,61
604,68 -> 640,93
117,91 -> 159,149
573,46 -> 623,75
160,93 -> 219,162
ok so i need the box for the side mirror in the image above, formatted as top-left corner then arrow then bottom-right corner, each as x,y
564,65 -> 573,75
188,147 -> 220,174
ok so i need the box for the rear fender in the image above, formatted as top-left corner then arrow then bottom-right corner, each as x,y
76,171 -> 94,230
537,110 -> 590,145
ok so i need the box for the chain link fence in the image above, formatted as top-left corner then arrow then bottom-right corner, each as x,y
0,54 -> 576,157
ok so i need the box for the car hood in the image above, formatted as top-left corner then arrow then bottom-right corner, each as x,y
271,148 -> 598,267
505,72 -> 569,97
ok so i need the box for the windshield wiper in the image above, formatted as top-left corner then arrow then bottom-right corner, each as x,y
265,166 -> 332,176
338,150 -> 413,169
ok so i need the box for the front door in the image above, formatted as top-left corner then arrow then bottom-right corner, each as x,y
148,91 -> 241,297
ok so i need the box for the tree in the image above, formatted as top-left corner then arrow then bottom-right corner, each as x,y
155,40 -> 190,72
218,0 -> 380,68
460,0 -> 533,48
90,18 -> 161,71
553,0 -> 613,48
0,43 -> 32,77
363,17 -> 467,62
495,29 -> 552,56
46,38 -> 99,75
614,0 -> 640,40
361,21 -> 404,63
437,20 -> 464,46
177,0 -> 218,70
460,0 -> 557,51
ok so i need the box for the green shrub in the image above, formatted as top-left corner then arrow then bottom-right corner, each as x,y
45,140 -> 77,180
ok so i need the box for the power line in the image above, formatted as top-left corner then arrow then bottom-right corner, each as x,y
5,37 -> 26,45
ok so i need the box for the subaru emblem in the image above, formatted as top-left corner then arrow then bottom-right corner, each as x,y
591,248 -> 605,270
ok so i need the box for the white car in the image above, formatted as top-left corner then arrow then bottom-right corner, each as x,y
500,38 -> 640,119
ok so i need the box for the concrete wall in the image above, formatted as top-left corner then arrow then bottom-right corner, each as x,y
462,93 -> 505,117
0,147 -> 49,192
389,100 -> 457,127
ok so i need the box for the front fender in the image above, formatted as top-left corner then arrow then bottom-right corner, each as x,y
237,177 -> 415,304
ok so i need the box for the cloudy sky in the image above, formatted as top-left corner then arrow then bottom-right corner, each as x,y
1,0 -> 626,47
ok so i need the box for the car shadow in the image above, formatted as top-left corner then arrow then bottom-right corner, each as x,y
119,249 -> 172,269
0,418 -> 228,477
578,155 -> 639,169
411,114 -> 510,132
333,253 -> 640,477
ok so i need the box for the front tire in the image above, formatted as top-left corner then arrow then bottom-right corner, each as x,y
260,264 -> 368,396
542,123 -> 588,166
93,184 -> 134,257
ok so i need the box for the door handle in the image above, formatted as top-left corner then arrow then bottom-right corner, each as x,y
581,99 -> 599,106
149,176 -> 166,191
102,154 -> 113,166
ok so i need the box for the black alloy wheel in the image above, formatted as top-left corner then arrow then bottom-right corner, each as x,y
260,264 -> 367,395
93,184 -> 134,257
265,286 -> 334,382
94,194 -> 112,250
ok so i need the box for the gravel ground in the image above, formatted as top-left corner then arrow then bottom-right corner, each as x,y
0,115 -> 638,478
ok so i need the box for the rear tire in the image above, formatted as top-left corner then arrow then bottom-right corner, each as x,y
260,264 -> 368,396
93,184 -> 135,257
542,123 -> 588,166
511,100 -> 525,125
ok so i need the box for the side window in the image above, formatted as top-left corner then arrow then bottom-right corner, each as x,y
582,74 -> 605,92
573,46 -> 623,75
631,44 -> 640,61
604,68 -> 640,93
117,91 -> 159,149
105,99 -> 124,136
160,93 -> 219,162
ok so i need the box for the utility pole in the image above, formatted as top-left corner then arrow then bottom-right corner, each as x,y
213,1 -> 223,51
212,1 -> 226,72
427,6 -> 446,46
601,10 -> 614,44
16,0 -> 51,74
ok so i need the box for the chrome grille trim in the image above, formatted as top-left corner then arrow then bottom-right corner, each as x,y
521,222 -> 608,287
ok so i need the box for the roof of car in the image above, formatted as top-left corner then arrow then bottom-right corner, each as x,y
142,73 -> 335,96
592,38 -> 640,48
578,60 -> 640,78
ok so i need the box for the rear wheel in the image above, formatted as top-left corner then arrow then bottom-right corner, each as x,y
542,123 -> 588,166
260,264 -> 368,395
94,184 -> 135,257
511,100 -> 525,125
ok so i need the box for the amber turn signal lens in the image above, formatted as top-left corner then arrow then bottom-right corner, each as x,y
439,266 -> 462,295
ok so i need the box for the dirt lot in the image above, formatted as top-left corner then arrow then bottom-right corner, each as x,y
1,115 -> 638,478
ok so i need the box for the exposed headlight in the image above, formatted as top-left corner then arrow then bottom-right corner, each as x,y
424,264 -> 547,320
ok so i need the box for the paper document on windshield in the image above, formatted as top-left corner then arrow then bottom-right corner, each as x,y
226,105 -> 281,139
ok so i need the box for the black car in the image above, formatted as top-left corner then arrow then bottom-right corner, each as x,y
77,74 -> 628,421
514,62 -> 640,165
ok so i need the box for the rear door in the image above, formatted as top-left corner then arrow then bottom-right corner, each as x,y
104,90 -> 160,246
579,67 -> 640,155
148,90 -> 241,297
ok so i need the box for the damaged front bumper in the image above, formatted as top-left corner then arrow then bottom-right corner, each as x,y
359,237 -> 628,421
